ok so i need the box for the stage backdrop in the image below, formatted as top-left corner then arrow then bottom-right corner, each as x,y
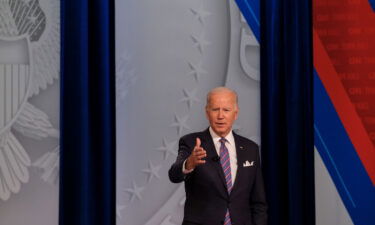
314,0 -> 375,225
115,0 -> 260,224
0,0 -> 60,225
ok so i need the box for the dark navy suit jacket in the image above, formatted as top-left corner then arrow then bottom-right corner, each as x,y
169,129 -> 267,225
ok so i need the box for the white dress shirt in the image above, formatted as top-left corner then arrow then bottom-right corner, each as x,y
183,127 -> 238,184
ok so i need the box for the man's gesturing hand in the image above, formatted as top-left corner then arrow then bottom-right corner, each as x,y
185,138 -> 207,170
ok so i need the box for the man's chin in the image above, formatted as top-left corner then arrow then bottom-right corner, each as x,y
212,127 -> 230,137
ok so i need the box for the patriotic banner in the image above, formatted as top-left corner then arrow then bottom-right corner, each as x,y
313,0 -> 375,224
115,0 -> 260,224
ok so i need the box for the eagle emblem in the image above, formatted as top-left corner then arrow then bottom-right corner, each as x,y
0,0 -> 60,201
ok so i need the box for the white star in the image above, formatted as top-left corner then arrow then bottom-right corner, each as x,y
180,88 -> 200,109
116,204 -> 126,219
190,4 -> 211,25
142,160 -> 162,182
157,138 -> 177,160
188,62 -> 207,82
125,181 -> 145,202
191,32 -> 210,53
28,16 -> 37,25
171,114 -> 190,136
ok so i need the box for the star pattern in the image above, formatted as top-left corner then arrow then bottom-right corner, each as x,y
170,114 -> 190,136
115,1 -> 220,223
125,181 -> 145,202
190,4 -> 211,25
142,160 -> 162,182
188,61 -> 207,82
180,88 -> 200,110
156,138 -> 177,160
191,32 -> 210,53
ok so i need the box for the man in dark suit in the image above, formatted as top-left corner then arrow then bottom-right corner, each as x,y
169,87 -> 267,225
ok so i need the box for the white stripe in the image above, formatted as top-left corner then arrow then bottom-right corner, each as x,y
0,64 -> 4,128
19,65 -> 26,101
5,64 -> 12,123
12,65 -> 19,116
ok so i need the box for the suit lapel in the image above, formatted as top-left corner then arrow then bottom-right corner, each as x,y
200,129 -> 228,195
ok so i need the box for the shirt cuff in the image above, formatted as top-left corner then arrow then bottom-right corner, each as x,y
182,159 -> 194,174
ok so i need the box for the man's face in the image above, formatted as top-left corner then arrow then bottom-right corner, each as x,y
206,91 -> 238,137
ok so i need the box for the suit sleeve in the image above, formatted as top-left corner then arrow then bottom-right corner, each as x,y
168,137 -> 193,183
250,147 -> 268,225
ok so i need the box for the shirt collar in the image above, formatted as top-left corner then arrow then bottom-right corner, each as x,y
209,127 -> 235,146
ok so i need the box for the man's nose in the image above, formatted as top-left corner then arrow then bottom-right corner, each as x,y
218,110 -> 224,119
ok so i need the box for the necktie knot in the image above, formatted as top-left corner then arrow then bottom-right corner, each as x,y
220,138 -> 227,144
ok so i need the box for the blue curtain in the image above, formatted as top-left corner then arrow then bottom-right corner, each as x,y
260,1 -> 315,225
59,0 -> 116,224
